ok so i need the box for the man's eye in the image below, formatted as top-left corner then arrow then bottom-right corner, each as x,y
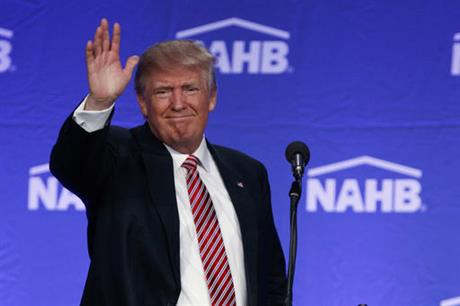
184,87 -> 199,95
154,90 -> 170,97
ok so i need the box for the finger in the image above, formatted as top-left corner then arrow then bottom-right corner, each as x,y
101,18 -> 110,52
94,26 -> 102,56
123,55 -> 140,78
86,40 -> 95,67
111,22 -> 121,54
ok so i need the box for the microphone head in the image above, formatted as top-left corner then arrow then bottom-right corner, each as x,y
285,141 -> 310,165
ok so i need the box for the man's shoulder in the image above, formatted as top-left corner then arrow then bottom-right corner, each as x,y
107,123 -> 167,156
107,125 -> 135,143
212,144 -> 253,159
106,124 -> 145,152
211,143 -> 264,169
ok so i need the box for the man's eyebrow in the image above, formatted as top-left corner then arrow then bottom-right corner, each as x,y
152,85 -> 173,90
182,83 -> 199,88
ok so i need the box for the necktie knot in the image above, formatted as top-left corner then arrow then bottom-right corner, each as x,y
182,155 -> 199,172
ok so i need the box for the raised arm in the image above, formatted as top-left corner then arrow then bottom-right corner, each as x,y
50,19 -> 138,206
85,18 -> 139,110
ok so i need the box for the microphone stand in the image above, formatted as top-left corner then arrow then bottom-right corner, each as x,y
285,178 -> 301,306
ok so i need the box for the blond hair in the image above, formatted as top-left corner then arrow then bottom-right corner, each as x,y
134,40 -> 216,96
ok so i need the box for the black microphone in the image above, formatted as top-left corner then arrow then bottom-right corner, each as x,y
285,141 -> 310,180
284,141 -> 310,306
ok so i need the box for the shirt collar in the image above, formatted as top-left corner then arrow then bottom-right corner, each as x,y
163,137 -> 212,172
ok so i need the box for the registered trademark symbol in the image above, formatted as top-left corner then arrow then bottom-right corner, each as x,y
287,66 -> 294,73
9,65 -> 16,72
419,205 -> 428,212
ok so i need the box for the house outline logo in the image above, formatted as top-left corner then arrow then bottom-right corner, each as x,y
306,155 -> 424,213
308,155 -> 422,178
451,32 -> 460,76
29,163 -> 50,176
175,17 -> 292,74
176,17 -> 290,40
0,27 -> 14,73
0,28 -> 13,39
441,296 -> 460,306
28,163 -> 85,211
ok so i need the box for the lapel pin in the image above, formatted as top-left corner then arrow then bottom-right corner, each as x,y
237,181 -> 244,188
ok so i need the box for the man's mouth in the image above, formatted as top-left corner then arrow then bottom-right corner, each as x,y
166,115 -> 194,121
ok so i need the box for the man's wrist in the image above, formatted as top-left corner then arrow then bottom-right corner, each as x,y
73,95 -> 114,132
84,94 -> 116,111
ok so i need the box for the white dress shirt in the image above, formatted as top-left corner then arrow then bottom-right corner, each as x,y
73,98 -> 247,306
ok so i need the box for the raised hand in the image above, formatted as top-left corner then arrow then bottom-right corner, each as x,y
85,18 -> 139,110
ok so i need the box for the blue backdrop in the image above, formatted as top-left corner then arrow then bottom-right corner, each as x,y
1,0 -> 460,305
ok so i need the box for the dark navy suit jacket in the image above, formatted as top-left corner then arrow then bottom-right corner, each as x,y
50,113 -> 286,306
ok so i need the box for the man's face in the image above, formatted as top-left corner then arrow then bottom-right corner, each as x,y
137,67 -> 216,153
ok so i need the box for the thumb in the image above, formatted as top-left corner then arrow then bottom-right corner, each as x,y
123,55 -> 140,78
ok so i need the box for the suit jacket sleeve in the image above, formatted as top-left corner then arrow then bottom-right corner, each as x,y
258,162 -> 287,305
49,110 -> 115,215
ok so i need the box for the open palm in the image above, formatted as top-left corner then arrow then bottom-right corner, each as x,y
85,19 -> 139,110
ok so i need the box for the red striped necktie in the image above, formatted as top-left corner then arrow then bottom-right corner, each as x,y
182,155 -> 237,306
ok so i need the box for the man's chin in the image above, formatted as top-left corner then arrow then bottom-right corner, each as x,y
162,133 -> 203,153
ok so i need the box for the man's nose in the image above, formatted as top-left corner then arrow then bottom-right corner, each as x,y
170,88 -> 186,110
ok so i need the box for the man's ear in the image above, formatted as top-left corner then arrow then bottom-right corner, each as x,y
208,88 -> 217,111
136,95 -> 148,118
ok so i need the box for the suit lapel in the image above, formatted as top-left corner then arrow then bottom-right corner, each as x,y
208,144 -> 259,306
133,123 -> 181,290
133,124 -> 259,304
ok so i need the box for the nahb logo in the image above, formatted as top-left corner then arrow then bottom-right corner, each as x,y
176,17 -> 291,74
450,32 -> 460,76
28,163 -> 85,211
441,296 -> 460,306
306,156 -> 424,213
0,27 -> 14,73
